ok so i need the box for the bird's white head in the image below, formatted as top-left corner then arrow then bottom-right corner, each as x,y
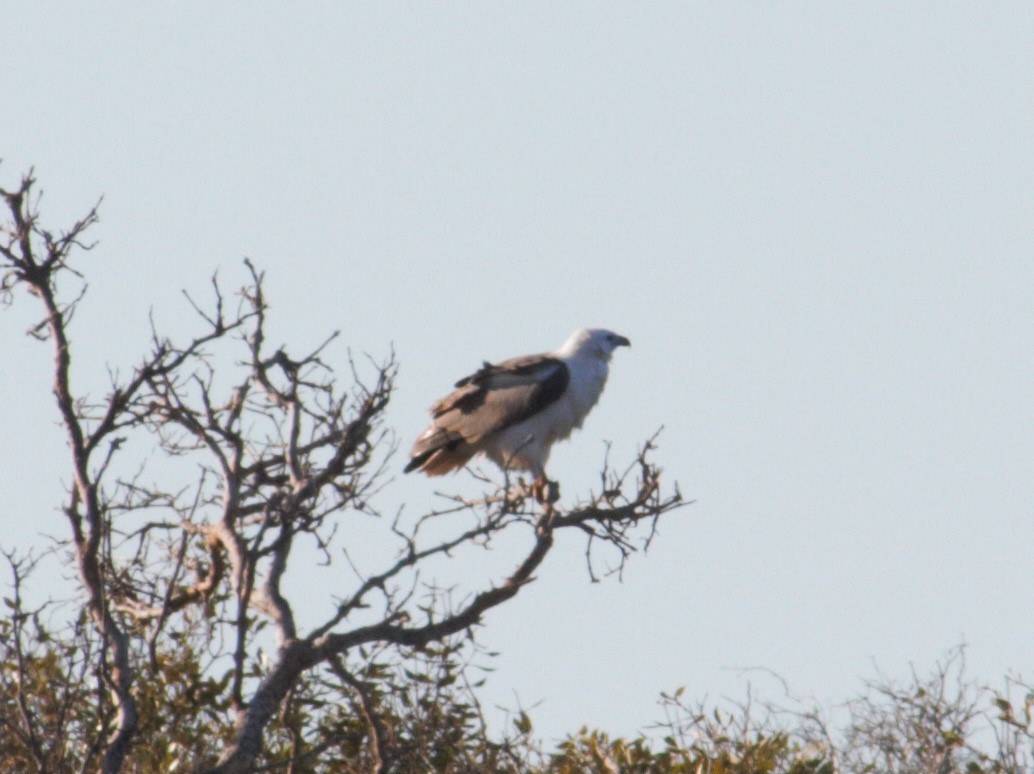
556,328 -> 631,361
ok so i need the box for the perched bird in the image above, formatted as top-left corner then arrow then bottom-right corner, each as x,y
404,329 -> 630,500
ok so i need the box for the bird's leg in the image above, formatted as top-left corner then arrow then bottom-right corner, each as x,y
531,475 -> 560,505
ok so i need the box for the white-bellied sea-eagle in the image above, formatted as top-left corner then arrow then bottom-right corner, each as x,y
405,329 -> 630,498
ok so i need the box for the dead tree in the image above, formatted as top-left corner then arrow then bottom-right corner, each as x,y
0,168 -> 684,772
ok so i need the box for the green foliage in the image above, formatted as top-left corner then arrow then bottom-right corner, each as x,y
0,606 -> 98,772
2,596 -> 1034,774
0,588 -> 234,772
540,650 -> 1034,774
546,696 -> 834,774
548,725 -> 832,773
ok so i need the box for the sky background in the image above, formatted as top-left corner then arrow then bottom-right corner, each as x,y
3,4 -> 1033,744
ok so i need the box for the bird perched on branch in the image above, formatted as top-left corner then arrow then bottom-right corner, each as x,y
404,328 -> 631,502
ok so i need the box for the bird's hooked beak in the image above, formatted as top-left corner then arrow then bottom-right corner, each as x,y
611,334 -> 631,348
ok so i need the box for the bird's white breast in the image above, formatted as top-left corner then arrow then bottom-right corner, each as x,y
560,355 -> 609,433
483,354 -> 610,474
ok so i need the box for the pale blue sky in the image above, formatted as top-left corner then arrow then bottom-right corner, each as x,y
3,4 -> 1033,742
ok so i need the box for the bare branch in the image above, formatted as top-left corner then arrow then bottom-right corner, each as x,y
4,168 -> 684,773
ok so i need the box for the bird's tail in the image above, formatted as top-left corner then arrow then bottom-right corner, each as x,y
405,427 -> 473,475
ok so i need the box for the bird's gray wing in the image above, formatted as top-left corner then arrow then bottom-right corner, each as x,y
431,354 -> 569,438
405,355 -> 569,473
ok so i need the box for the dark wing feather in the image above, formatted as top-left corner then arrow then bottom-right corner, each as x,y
405,355 -> 569,475
432,355 -> 568,431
